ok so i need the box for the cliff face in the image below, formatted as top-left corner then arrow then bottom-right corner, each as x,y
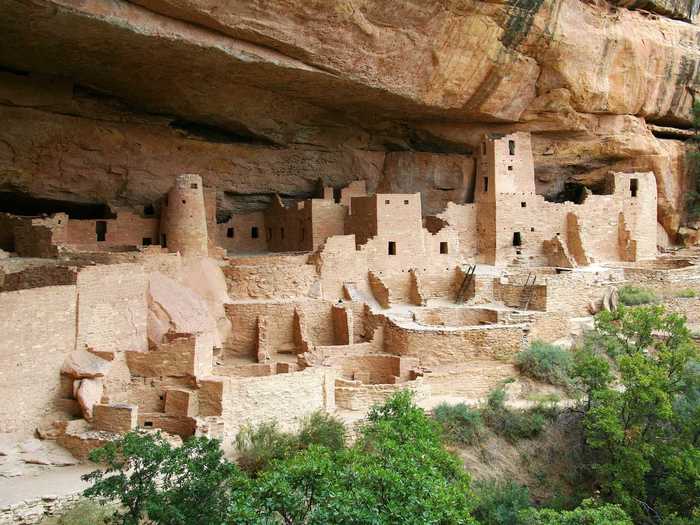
0,0 -> 698,237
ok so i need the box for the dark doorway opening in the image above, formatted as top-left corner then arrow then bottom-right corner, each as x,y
512,232 -> 522,247
96,221 -> 107,242
388,241 -> 397,255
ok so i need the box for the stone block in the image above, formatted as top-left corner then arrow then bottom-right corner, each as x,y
164,389 -> 197,417
92,403 -> 138,433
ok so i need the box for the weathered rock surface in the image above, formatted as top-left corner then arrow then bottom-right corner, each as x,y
0,0 -> 698,237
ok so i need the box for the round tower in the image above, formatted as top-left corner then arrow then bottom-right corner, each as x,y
162,174 -> 208,256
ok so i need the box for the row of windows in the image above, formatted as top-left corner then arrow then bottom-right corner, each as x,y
384,199 -> 411,205
387,241 -> 449,255
225,226 -> 307,242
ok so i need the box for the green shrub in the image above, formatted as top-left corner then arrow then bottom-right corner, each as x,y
234,420 -> 298,475
518,499 -> 633,524
516,341 -> 573,387
432,402 -> 485,445
298,410 -> 347,451
483,388 -> 546,442
618,285 -> 658,306
473,479 -> 531,525
675,288 -> 697,298
38,500 -> 113,525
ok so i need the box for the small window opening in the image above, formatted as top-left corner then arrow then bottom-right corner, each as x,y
181,199 -> 186,204
226,227 -> 234,238
508,165 -> 513,171
508,139 -> 516,155
161,233 -> 167,247
512,232 -> 522,246
440,242 -> 448,254
483,177 -> 489,193
144,204 -> 154,216
251,227 -> 259,239
530,227 -> 535,232
96,221 -> 107,242
388,241 -> 396,255
521,202 -> 526,208
385,199 -> 390,205
630,178 -> 638,198
144,421 -> 154,428
403,199 -> 409,205
142,237 -> 152,246
280,227 -> 285,240
190,183 -> 198,189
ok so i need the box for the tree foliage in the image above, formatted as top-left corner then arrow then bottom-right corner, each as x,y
83,393 -> 478,525
573,305 -> 700,523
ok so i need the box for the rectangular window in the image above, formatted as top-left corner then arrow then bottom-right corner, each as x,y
440,242 -> 448,254
508,165 -> 513,171
190,183 -> 198,189
404,200 -> 409,205
483,177 -> 489,193
280,227 -> 285,240
385,199 -> 390,205
508,139 -> 516,155
521,202 -> 526,208
144,205 -> 154,216
251,227 -> 259,239
630,178 -> 638,198
142,237 -> 152,246
96,221 -> 107,242
227,227 -> 234,238
388,241 -> 396,256
512,232 -> 522,246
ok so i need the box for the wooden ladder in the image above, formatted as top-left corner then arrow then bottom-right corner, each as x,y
520,272 -> 537,310
455,264 -> 476,304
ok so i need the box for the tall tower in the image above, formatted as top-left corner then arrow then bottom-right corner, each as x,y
161,174 -> 208,256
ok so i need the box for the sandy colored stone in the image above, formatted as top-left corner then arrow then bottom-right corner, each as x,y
60,350 -> 112,379
75,378 -> 103,422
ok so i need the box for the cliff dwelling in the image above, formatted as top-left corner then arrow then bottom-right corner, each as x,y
0,128 -> 690,457
0,0 -> 699,519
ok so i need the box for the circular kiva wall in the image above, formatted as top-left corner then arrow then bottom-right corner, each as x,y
412,307 -> 499,327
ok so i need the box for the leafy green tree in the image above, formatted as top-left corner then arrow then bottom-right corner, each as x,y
256,390 -> 478,524
473,479 -> 531,525
83,432 -> 258,525
574,305 -> 700,523
83,431 -> 173,525
518,499 -> 633,524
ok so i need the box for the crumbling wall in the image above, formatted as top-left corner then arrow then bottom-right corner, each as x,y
223,254 -> 318,300
77,263 -> 148,353
382,319 -> 525,367
218,211 -> 267,253
0,285 -> 77,433
199,367 -> 335,444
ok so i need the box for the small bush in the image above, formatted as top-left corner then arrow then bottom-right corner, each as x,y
483,388 -> 546,442
675,288 -> 697,298
618,285 -> 658,306
38,500 -> 113,525
234,421 -> 298,475
516,341 -> 573,388
473,479 -> 532,525
432,402 -> 485,445
297,410 -> 346,451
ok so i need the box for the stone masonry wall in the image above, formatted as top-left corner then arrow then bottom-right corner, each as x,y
0,285 -> 77,433
76,263 -> 148,353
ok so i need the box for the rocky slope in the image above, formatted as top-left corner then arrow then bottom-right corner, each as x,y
0,0 -> 698,237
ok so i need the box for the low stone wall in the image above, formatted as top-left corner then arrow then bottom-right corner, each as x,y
383,318 -> 526,367
335,377 -> 430,411
0,494 -> 82,525
412,307 -> 499,327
